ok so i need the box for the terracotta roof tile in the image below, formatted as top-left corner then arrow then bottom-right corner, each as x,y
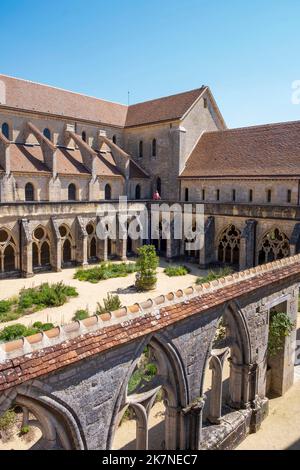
0,75 -> 206,128
181,121 -> 300,178
10,144 -> 50,173
125,87 -> 206,127
0,75 -> 127,127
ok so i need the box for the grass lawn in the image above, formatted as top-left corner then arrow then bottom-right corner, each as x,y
74,262 -> 137,283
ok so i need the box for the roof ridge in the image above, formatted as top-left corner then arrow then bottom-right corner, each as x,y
128,86 -> 206,108
202,119 -> 300,137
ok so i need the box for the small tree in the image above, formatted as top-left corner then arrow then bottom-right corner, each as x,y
135,245 -> 159,291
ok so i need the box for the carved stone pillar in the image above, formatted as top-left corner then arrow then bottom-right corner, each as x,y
75,216 -> 88,266
50,217 -> 62,272
208,348 -> 229,424
19,219 -> 33,278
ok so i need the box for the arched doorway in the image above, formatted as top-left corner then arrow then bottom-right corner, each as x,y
86,223 -> 98,262
31,226 -> 51,271
0,391 -> 85,450
63,239 -> 72,263
59,225 -> 74,266
3,245 -> 15,272
201,303 -> 252,437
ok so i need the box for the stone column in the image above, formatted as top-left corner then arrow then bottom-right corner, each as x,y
240,219 -> 257,270
75,216 -> 88,266
199,216 -> 215,268
182,398 -> 206,450
50,217 -> 62,272
20,219 -> 33,278
208,349 -> 229,424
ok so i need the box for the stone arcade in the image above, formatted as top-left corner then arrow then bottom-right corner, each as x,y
0,256 -> 299,450
1,75 -> 300,277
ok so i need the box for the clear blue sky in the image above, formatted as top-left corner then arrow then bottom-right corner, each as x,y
1,0 -> 300,128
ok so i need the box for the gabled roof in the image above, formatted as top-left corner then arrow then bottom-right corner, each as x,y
0,74 -> 209,128
180,120 -> 300,179
125,87 -> 206,127
0,74 -> 127,127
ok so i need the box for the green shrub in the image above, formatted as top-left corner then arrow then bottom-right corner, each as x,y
0,322 -> 55,342
73,309 -> 89,321
18,282 -> 78,311
32,322 -> 55,332
97,293 -> 122,314
164,265 -> 190,277
20,425 -> 30,435
0,324 -> 28,341
74,262 -> 137,283
196,267 -> 233,285
0,409 -> 16,431
0,300 -> 13,314
135,245 -> 159,291
268,311 -> 295,357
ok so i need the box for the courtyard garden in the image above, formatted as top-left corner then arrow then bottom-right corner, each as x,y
0,282 -> 78,323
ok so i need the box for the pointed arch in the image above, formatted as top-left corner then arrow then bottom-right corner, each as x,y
217,224 -> 241,265
108,333 -> 188,450
0,385 -> 86,450
258,227 -> 290,265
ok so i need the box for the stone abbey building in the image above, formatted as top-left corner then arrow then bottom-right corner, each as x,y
0,74 -> 300,277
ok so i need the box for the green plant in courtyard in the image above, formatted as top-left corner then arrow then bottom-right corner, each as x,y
196,267 -> 233,285
0,409 -> 16,431
20,425 -> 30,435
164,265 -> 190,277
268,311 -> 294,357
74,262 -> 137,283
135,245 -> 159,291
0,282 -> 78,323
96,293 -> 122,314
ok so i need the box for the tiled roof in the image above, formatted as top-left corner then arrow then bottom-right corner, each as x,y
10,144 -> 50,173
129,160 -> 149,178
8,144 -> 124,177
180,121 -> 300,178
0,75 -> 206,128
125,87 -> 206,127
55,148 -> 90,175
0,254 -> 300,391
0,75 -> 127,127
